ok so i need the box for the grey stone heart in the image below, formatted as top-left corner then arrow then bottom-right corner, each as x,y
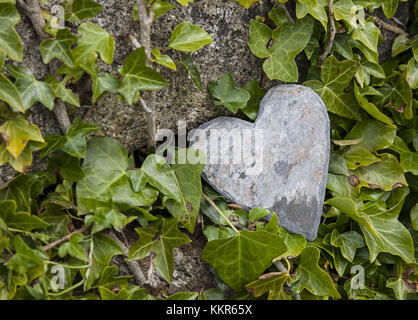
189,84 -> 330,241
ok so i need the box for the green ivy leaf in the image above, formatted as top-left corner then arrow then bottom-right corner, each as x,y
39,28 -> 77,68
86,207 -> 135,234
73,22 -> 114,65
353,153 -> 407,190
248,19 -> 272,59
58,233 -> 88,262
275,227 -> 307,259
381,0 -> 399,18
118,48 -> 168,105
45,75 -> 80,107
327,194 -> 415,263
344,119 -> 396,169
150,48 -> 176,70
263,17 -> 314,82
333,0 -> 359,29
246,272 -> 291,300
241,80 -> 266,120
47,153 -> 85,182
0,200 -> 50,231
305,55 -> 360,120
175,0 -> 194,6
330,230 -> 365,261
352,21 -> 381,56
296,0 -> 328,31
0,3 -> 23,61
236,0 -> 259,8
0,67 -> 24,113
168,21 -> 213,52
164,149 -> 205,232
179,54 -> 203,92
128,218 -> 191,283
66,0 -> 103,22
84,233 -> 124,291
94,266 -> 131,289
291,247 -> 341,298
354,84 -> 394,127
76,136 -> 158,211
208,72 -> 250,113
386,277 -> 408,300
201,230 -> 286,291
6,64 -> 55,111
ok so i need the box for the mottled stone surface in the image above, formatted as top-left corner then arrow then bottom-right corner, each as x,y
190,85 -> 330,241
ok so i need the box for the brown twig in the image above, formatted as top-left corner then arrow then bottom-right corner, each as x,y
17,0 -> 71,133
373,16 -> 407,35
42,224 -> 91,252
318,0 -> 336,66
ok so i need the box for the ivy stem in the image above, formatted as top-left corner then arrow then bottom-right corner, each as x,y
318,0 -> 336,66
201,193 -> 239,234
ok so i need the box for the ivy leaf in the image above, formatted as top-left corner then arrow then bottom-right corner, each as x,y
327,194 -> 415,263
179,54 -> 203,92
62,117 -> 100,158
39,28 -> 77,68
6,64 -> 55,111
128,218 -> 191,283
291,247 -> 341,298
152,0 -> 175,19
47,153 -> 85,182
208,73 -> 250,113
66,0 -> 103,22
175,0 -> 194,6
354,84 -> 394,127
305,55 -> 360,120
381,0 -> 399,18
355,61 -> 385,89
58,233 -> 88,262
168,21 -> 213,52
333,0 -> 359,29
6,236 -> 45,278
343,119 -> 396,169
0,3 -> 23,61
249,208 -> 270,222
0,200 -> 50,231
76,136 -> 158,211
296,0 -> 328,31
118,48 -> 168,105
375,72 -> 413,120
236,0 -> 259,8
45,75 -> 80,107
263,17 -> 314,82
94,266 -> 131,289
241,80 -> 266,120
84,233 -> 124,291
201,230 -> 286,291
0,67 -> 24,113
275,227 -> 307,259
86,207 -> 135,234
248,19 -> 272,59
0,119 -> 44,159
353,153 -> 407,190
352,21 -> 381,56
330,230 -> 365,261
246,272 -> 291,300
386,277 -> 408,300
73,23 -> 114,65
150,48 -> 176,70
164,149 -> 205,232
92,73 -> 119,102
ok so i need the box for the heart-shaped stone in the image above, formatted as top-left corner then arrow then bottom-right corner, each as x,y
190,84 -> 330,241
